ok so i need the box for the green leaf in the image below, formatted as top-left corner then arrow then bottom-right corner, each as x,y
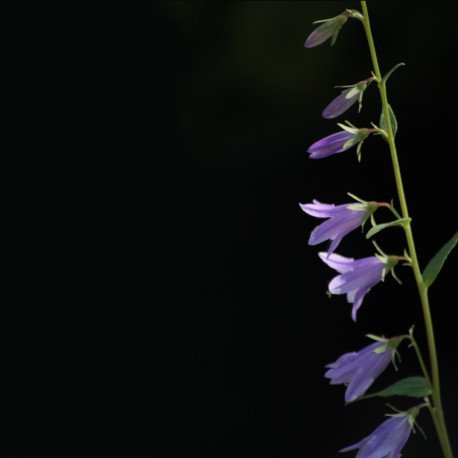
422,230 -> 458,288
366,218 -> 411,239
367,376 -> 431,399
381,62 -> 405,87
379,104 -> 398,137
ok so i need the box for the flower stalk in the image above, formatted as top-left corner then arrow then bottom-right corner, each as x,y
360,2 -> 453,456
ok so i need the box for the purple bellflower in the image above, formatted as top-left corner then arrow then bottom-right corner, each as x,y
307,130 -> 355,159
299,200 -> 376,256
304,11 -> 361,48
322,78 -> 374,119
340,414 -> 412,458
325,341 -> 393,402
318,252 -> 397,321
307,124 -> 370,160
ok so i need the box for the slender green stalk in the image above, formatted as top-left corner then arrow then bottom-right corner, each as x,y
409,332 -> 445,447
360,2 -> 453,457
408,332 -> 432,389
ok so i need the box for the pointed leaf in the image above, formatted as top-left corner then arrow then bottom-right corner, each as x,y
379,104 -> 398,137
366,218 -> 411,239
367,376 -> 431,399
422,230 -> 458,288
381,62 -> 405,87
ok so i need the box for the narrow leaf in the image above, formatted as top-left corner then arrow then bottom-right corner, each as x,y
366,218 -> 411,239
367,376 -> 431,399
381,62 -> 405,87
422,230 -> 458,288
379,104 -> 398,137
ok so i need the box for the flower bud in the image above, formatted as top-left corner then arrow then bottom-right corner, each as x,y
322,78 -> 374,119
304,12 -> 352,48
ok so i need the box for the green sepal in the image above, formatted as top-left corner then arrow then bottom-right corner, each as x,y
346,204 -> 367,211
343,137 -> 359,149
337,123 -> 370,161
330,28 -> 341,47
312,18 -> 335,24
362,376 -> 431,399
356,141 -> 363,162
422,230 -> 458,288
345,86 -> 360,99
337,122 -> 358,133
379,104 -> 398,138
345,9 -> 363,15
365,333 -> 388,343
365,334 -> 403,351
366,217 -> 411,239
373,344 -> 389,354
376,255 -> 399,282
346,193 -> 372,228
390,267 -> 403,285
331,16 -> 348,47
358,89 -> 364,113
346,192 -> 366,204
361,210 -> 372,229
312,12 -> 347,25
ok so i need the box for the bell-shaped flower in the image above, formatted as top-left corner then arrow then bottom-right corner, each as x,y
322,78 -> 374,119
340,414 -> 413,457
299,200 -> 376,256
324,340 -> 394,402
304,10 -> 362,48
318,252 -> 398,321
307,124 -> 370,160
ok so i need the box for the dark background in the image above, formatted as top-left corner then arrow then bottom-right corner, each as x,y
0,1 -> 457,457
1,1 -> 153,454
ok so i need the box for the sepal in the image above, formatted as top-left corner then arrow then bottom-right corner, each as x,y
337,122 -> 370,161
305,12 -> 350,48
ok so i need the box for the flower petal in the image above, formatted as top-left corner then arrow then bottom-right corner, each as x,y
318,252 -> 355,273
322,89 -> 360,119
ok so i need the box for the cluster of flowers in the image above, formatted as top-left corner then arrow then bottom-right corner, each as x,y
301,12 -> 421,457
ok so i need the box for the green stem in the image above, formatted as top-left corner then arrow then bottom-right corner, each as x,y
408,332 -> 432,389
407,330 -> 444,438
360,3 -> 453,457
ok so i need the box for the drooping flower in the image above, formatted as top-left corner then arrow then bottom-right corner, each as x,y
318,252 -> 397,321
307,125 -> 370,160
324,341 -> 392,402
307,131 -> 355,159
299,200 -> 376,256
322,78 -> 374,119
304,10 -> 364,48
340,414 -> 412,457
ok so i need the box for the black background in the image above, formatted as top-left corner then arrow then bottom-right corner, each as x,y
1,1 -> 457,457
1,1 -> 153,454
